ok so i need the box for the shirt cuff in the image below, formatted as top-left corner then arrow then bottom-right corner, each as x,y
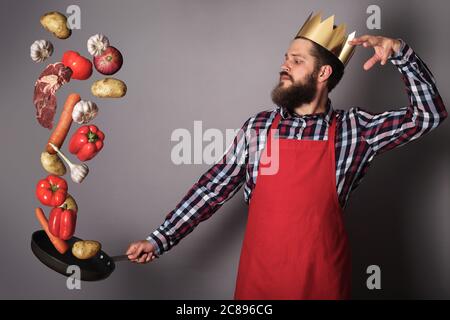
389,39 -> 413,65
146,231 -> 167,257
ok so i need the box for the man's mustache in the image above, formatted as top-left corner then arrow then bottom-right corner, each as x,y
279,71 -> 293,82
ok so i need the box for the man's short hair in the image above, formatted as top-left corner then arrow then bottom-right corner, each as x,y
299,37 -> 345,92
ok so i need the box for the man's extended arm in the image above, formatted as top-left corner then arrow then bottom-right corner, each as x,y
145,118 -> 251,256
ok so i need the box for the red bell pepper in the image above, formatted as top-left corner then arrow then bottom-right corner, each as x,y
36,175 -> 68,207
48,207 -> 77,240
69,125 -> 105,161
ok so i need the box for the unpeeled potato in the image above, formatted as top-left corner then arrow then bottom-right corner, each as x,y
72,240 -> 101,260
60,194 -> 78,213
41,151 -> 66,176
40,11 -> 71,39
91,78 -> 127,98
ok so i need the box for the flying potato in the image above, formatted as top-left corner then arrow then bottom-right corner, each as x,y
40,151 -> 66,176
40,11 -> 72,40
91,78 -> 127,98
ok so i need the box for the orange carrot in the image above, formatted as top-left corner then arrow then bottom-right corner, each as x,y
46,93 -> 81,154
35,207 -> 69,254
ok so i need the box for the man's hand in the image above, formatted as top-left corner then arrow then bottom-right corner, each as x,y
348,35 -> 402,70
126,240 -> 157,264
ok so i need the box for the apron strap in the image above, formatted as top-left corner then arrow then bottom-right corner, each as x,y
328,112 -> 336,146
266,113 -> 281,154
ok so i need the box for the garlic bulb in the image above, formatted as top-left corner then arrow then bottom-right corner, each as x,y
49,143 -> 90,184
87,34 -> 110,56
30,40 -> 54,62
70,163 -> 90,184
72,100 -> 99,124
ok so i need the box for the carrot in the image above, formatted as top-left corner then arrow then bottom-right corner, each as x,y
46,93 -> 81,154
35,207 -> 69,254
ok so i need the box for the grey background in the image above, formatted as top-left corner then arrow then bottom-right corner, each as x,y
0,0 -> 448,299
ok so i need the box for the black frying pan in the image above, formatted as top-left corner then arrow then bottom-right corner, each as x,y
31,230 -> 129,281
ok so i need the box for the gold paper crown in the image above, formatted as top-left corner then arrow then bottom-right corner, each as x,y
295,12 -> 356,66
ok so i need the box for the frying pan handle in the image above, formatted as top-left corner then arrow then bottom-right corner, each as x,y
110,253 -> 153,262
110,255 -> 130,262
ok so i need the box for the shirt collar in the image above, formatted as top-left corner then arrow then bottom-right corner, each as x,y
278,99 -> 334,124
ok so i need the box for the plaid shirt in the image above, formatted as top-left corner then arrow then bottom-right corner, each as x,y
148,40 -> 447,256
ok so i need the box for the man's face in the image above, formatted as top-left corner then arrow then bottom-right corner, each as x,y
271,38 -> 319,113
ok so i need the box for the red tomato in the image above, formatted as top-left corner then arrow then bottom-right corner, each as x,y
62,51 -> 93,80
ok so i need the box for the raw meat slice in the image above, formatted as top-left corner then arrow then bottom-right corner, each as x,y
34,63 -> 72,129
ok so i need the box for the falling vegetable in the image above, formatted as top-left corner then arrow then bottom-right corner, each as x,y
30,40 -> 54,62
48,207 -> 77,240
87,34 -> 110,56
46,93 -> 80,154
40,151 -> 66,176
40,11 -> 71,40
35,207 -> 69,254
93,46 -> 123,75
72,100 -> 98,124
69,125 -> 105,161
36,175 -> 68,207
91,78 -> 127,98
49,143 -> 89,184
59,194 -> 78,214
62,51 -> 93,80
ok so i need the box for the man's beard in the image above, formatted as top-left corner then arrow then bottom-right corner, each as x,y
271,71 -> 318,114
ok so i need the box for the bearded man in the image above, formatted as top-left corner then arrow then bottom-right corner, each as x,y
127,12 -> 447,299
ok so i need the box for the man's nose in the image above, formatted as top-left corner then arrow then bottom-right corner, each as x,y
281,61 -> 290,73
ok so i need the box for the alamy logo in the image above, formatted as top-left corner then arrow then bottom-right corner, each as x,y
66,265 -> 81,290
170,121 -> 280,175
366,5 -> 381,30
66,5 -> 81,30
366,265 -> 381,290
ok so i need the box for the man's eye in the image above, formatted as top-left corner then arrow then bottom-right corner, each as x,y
294,59 -> 302,64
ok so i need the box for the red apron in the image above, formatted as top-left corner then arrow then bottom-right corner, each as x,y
234,112 -> 351,300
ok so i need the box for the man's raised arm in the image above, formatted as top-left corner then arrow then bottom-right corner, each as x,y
349,35 -> 447,155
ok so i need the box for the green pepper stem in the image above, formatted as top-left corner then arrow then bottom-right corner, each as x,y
87,131 -> 99,143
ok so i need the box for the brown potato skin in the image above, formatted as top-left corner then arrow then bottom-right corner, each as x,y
91,78 -> 127,98
40,12 -> 72,39
60,194 -> 78,213
72,241 -> 102,260
41,151 -> 66,176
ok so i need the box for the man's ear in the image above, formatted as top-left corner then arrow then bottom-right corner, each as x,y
318,65 -> 333,83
